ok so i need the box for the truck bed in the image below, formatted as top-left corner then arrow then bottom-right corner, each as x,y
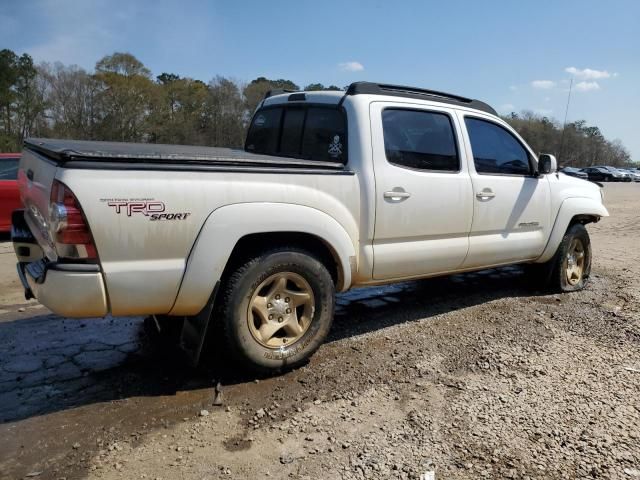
24,138 -> 347,172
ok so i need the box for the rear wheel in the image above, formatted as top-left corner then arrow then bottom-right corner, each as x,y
218,248 -> 335,374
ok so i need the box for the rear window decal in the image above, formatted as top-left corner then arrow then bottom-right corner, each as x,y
328,135 -> 342,158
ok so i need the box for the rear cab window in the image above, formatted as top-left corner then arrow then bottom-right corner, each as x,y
381,109 -> 459,171
245,105 -> 347,164
0,157 -> 19,180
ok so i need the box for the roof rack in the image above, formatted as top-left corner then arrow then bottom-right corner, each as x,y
263,88 -> 298,99
344,82 -> 497,115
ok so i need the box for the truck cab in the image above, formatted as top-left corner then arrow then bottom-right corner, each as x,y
252,83 -> 605,283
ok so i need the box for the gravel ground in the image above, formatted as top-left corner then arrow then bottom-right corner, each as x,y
0,183 -> 638,480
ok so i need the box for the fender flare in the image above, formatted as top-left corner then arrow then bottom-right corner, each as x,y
169,203 -> 357,315
536,197 -> 609,263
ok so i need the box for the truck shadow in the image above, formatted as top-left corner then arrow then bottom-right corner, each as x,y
330,265 -> 530,341
0,265 -> 541,423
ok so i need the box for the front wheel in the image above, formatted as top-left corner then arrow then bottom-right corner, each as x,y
548,223 -> 592,292
218,248 -> 335,374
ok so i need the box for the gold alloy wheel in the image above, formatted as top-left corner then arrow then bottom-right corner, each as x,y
247,272 -> 315,348
565,238 -> 586,286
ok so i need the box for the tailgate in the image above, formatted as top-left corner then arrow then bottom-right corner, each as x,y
18,148 -> 59,259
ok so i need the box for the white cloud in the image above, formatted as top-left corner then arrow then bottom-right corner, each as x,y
509,85 -> 518,92
19,0 -> 121,69
14,0 -> 218,78
338,61 -> 364,72
534,108 -> 553,116
575,81 -> 600,92
499,103 -> 515,113
565,67 -> 614,80
531,80 -> 556,89
28,30 -> 112,67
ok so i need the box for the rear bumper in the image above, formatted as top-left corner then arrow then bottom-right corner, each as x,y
17,261 -> 108,317
13,209 -> 108,318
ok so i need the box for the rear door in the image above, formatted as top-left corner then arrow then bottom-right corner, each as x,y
371,102 -> 473,279
458,113 -> 550,268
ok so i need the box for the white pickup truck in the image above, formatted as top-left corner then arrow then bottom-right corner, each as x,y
12,82 -> 608,373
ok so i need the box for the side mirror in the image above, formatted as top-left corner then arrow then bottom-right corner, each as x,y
538,154 -> 557,175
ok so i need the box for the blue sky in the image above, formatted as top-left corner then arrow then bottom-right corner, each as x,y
2,0 -> 639,160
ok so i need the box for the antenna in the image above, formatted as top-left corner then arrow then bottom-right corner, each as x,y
558,78 -> 573,164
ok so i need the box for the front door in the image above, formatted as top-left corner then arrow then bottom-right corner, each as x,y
371,102 -> 474,280
458,114 -> 551,268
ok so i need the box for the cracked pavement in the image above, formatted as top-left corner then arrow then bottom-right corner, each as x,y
0,312 -> 144,422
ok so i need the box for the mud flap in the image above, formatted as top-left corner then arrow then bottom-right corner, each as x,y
179,282 -> 219,366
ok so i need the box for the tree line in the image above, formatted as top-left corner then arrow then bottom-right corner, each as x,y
504,111 -> 632,167
0,49 -> 633,166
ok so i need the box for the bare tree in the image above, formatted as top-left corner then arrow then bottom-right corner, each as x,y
205,76 -> 246,147
38,62 -> 100,139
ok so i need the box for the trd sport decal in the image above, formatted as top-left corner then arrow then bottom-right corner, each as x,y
100,198 -> 191,221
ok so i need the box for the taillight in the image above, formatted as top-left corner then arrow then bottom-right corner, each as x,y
49,180 -> 97,260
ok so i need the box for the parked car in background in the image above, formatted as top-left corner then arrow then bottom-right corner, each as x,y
597,166 -> 632,182
581,167 -> 620,182
0,153 -> 21,233
560,167 -> 588,180
613,168 -> 633,182
619,169 -> 640,182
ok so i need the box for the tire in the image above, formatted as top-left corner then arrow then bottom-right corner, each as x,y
546,223 -> 592,292
218,247 -> 335,374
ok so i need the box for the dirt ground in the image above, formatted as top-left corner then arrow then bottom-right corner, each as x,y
0,183 -> 638,480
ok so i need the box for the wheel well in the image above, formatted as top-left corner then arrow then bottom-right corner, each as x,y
223,232 -> 342,288
570,214 -> 600,226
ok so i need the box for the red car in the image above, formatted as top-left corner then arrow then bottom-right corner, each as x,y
0,153 -> 21,233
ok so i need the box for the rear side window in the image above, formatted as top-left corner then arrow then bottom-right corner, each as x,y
465,117 -> 531,175
382,109 -> 459,171
0,157 -> 19,180
245,106 -> 347,163
245,108 -> 282,155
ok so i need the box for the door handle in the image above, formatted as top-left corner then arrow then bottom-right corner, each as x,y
476,189 -> 496,199
384,190 -> 411,200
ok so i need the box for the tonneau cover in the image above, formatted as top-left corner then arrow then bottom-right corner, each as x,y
24,138 -> 345,170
